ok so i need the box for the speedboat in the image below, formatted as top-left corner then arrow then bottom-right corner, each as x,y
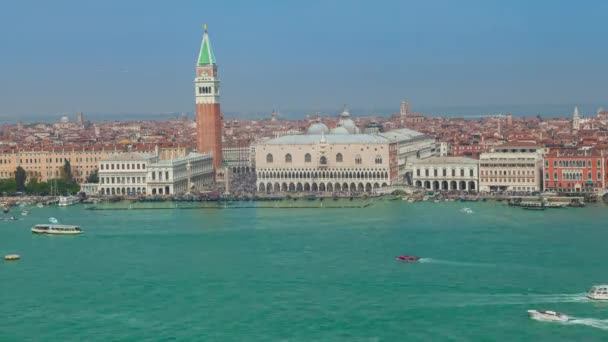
587,285 -> 608,300
460,208 -> 474,214
31,224 -> 82,235
396,255 -> 420,262
527,310 -> 569,322
0,216 -> 17,221
21,210 -> 29,216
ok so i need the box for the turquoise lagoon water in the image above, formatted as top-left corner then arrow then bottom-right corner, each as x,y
1,200 -> 608,341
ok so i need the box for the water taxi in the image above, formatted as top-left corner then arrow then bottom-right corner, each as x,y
58,195 -> 80,207
527,310 -> 569,322
587,285 -> 608,300
4,254 -> 20,261
31,224 -> 82,235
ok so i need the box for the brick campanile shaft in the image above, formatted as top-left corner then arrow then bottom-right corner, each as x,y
195,24 -> 222,170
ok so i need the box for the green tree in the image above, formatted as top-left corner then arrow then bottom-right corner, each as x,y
60,159 -> 73,182
25,178 -> 51,196
14,166 -> 26,192
0,179 -> 17,194
86,169 -> 99,183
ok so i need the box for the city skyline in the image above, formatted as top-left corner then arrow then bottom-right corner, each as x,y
1,0 -> 608,119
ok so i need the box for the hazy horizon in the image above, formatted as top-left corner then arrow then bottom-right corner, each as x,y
1,0 -> 607,119
1,102 -> 602,125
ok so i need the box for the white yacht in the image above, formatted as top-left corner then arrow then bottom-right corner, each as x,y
31,224 -> 82,235
58,195 -> 80,206
527,310 -> 569,322
587,285 -> 608,300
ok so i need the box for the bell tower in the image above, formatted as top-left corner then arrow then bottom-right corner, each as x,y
195,24 -> 223,170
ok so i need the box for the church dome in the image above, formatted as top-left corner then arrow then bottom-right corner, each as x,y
339,118 -> 360,134
337,105 -> 360,134
331,126 -> 350,135
307,122 -> 329,135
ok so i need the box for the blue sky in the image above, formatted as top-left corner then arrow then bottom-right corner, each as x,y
1,0 -> 607,119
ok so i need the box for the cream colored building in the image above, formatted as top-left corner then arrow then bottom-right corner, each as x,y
146,153 -> 214,195
479,144 -> 543,193
0,146 -> 190,186
99,153 -> 151,195
98,152 -> 214,196
412,157 -> 479,192
256,134 -> 391,193
0,147 -> 122,184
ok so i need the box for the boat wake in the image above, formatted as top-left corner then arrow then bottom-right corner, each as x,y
400,293 -> 588,310
564,317 -> 608,330
418,258 -> 494,267
456,293 -> 589,307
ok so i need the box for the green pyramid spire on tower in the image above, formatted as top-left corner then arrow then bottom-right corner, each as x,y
197,24 -> 216,65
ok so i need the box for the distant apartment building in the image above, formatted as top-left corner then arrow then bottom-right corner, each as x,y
437,141 -> 450,157
479,143 -> 544,193
543,148 -> 606,194
98,152 -> 214,196
452,144 -> 484,159
412,157 -> 479,192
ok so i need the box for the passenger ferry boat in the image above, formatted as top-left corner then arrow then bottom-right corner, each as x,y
58,195 -> 80,207
587,285 -> 608,300
31,224 -> 82,235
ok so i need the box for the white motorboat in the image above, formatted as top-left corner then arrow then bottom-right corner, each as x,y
58,195 -> 80,207
459,207 -> 474,214
31,224 -> 82,235
527,310 -> 569,322
36,203 -> 44,208
21,210 -> 29,216
587,285 -> 608,300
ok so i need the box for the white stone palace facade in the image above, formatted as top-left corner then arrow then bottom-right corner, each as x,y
256,134 -> 392,193
254,108 -> 438,194
479,144 -> 543,193
412,157 -> 479,192
98,152 -> 214,196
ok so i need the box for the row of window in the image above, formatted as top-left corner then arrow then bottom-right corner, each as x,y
546,160 -> 601,168
101,163 -> 146,171
544,172 -> 602,181
481,178 -> 535,183
198,86 -> 215,94
479,163 -> 536,167
258,169 -> 389,180
0,157 -> 104,164
416,168 -> 474,177
266,153 -> 382,165
150,171 -> 170,181
481,170 -> 534,176
101,176 -> 145,185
